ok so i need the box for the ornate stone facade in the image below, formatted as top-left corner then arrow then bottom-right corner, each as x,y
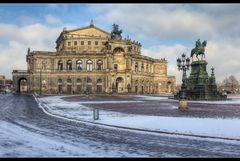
12,23 -> 176,95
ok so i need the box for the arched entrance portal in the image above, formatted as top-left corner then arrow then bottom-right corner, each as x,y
97,79 -> 102,94
116,77 -> 124,93
18,78 -> 28,93
67,79 -> 72,94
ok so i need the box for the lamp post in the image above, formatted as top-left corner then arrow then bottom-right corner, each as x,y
177,53 -> 190,111
40,63 -> 42,95
40,61 -> 45,95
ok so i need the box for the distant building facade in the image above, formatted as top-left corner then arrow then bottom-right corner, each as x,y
12,23 -> 175,95
0,75 -> 13,92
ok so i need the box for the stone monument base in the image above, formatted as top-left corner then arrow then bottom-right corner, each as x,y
179,100 -> 188,112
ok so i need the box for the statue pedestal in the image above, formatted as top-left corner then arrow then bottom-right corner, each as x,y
179,100 -> 188,112
185,60 -> 221,100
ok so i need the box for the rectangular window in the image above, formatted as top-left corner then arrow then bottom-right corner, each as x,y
81,41 -> 84,45
74,41 -> 77,46
95,41 -> 98,45
68,42 -> 71,46
88,41 -> 91,45
102,42 -> 105,45
114,64 -> 118,70
87,64 -> 93,71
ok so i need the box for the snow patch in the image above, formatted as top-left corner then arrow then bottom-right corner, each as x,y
37,95 -> 240,141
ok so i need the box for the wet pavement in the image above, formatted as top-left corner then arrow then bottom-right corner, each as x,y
63,95 -> 240,119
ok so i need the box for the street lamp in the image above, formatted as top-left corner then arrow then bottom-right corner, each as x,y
40,61 -> 45,95
40,63 -> 42,95
177,53 -> 190,111
177,53 -> 190,99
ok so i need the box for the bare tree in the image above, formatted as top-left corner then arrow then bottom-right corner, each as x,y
229,75 -> 239,93
221,75 -> 239,93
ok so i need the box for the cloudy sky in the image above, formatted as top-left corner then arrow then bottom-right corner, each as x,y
0,3 -> 240,84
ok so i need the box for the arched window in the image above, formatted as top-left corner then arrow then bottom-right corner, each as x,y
67,78 -> 72,84
77,78 -> 82,84
135,80 -> 138,93
87,60 -> 93,71
67,78 -> 72,94
135,80 -> 138,85
58,79 -> 63,94
135,62 -> 138,72
87,77 -> 92,83
97,78 -> 102,93
67,60 -> 72,70
97,79 -> 102,84
76,78 -> 82,94
58,60 -> 63,70
58,79 -> 63,84
97,60 -> 103,70
76,60 -> 82,70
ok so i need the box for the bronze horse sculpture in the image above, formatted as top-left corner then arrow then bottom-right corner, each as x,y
190,39 -> 207,61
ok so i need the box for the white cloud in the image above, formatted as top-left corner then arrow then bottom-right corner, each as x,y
45,14 -> 62,25
0,23 -> 63,79
205,38 -> 240,83
19,15 -> 38,25
142,44 -> 188,84
93,4 -> 217,41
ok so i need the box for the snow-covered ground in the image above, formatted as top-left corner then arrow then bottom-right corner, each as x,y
37,95 -> 240,140
0,120 -> 100,156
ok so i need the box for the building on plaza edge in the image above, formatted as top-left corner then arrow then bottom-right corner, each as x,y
0,75 -> 13,93
12,22 -> 176,95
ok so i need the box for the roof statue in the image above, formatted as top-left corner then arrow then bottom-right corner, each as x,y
90,19 -> 94,27
111,24 -> 122,40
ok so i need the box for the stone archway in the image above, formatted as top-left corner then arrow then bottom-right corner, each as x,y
58,79 -> 63,94
113,47 -> 125,53
18,77 -> 28,93
96,78 -> 103,94
116,77 -> 124,93
67,78 -> 72,94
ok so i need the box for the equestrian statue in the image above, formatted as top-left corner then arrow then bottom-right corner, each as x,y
190,39 -> 207,61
